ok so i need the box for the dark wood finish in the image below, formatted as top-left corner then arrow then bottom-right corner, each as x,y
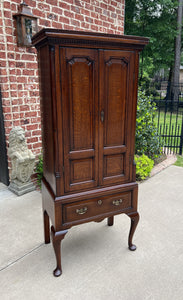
43,210 -> 50,244
51,227 -> 68,277
127,212 -> 140,251
32,29 -> 148,277
108,216 -> 114,226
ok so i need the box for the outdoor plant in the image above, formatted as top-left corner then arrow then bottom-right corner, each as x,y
135,89 -> 163,159
135,154 -> 154,181
36,155 -> 43,188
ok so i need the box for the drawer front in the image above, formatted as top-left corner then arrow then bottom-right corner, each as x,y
63,192 -> 132,224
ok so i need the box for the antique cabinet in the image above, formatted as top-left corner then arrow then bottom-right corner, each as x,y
32,29 -> 148,277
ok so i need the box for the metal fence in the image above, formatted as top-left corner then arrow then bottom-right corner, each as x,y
151,81 -> 183,155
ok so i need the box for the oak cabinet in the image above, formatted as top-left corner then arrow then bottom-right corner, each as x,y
32,29 -> 148,277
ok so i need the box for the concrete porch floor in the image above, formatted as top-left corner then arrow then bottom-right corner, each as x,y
0,165 -> 183,300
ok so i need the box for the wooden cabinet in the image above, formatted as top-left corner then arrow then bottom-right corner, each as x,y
32,29 -> 148,277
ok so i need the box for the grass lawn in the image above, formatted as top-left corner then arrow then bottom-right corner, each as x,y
174,155 -> 183,167
154,111 -> 183,128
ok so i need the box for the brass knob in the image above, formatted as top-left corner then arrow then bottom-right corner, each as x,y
76,207 -> 88,215
98,200 -> 103,205
112,199 -> 123,206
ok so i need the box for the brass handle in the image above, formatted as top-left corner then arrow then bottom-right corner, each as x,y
112,199 -> 123,206
101,110 -> 104,122
76,207 -> 88,215
98,200 -> 103,205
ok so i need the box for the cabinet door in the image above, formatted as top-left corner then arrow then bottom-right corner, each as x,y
99,50 -> 135,186
61,48 -> 99,192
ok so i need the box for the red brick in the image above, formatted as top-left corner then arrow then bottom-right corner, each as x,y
1,69 -> 7,75
94,19 -> 103,26
12,106 -> 19,112
71,5 -> 80,13
64,10 -> 74,18
13,120 -> 21,126
46,0 -> 57,6
22,54 -> 35,61
38,3 -> 50,11
8,53 -> 15,59
91,25 -> 99,31
0,61 -> 6,67
0,52 -> 6,59
10,91 -> 18,97
75,13 -> 84,21
63,24 -> 75,30
5,19 -> 12,27
13,113 -> 20,120
59,16 -> 70,24
63,0 -> 73,3
4,1 -> 11,9
0,77 -> 8,83
85,17 -> 93,23
4,10 -> 12,18
11,3 -> 16,11
26,62 -> 38,69
17,76 -> 27,83
74,0 -> 83,7
81,22 -> 90,29
81,8 -> 90,16
26,124 -> 39,131
3,106 -> 11,113
32,130 -> 41,136
27,137 -> 39,143
60,2 -> 70,10
52,7 -> 63,15
71,19 -> 80,26
4,114 -> 12,120
108,5 -> 115,13
5,27 -> 13,35
32,142 -> 42,149
111,1 -> 118,7
100,3 -> 107,9
39,19 -> 51,27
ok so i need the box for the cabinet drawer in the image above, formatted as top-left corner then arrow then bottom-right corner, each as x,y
63,192 -> 132,224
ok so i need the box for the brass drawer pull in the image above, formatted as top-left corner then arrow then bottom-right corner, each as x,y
98,200 -> 103,205
76,207 -> 88,215
112,199 -> 123,206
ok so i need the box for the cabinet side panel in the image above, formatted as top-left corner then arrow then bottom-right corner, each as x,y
38,45 -> 56,194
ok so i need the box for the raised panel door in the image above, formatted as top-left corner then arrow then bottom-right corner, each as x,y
61,48 -> 99,192
99,50 -> 135,186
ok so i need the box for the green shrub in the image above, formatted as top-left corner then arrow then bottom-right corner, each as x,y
36,155 -> 43,188
135,89 -> 163,159
135,154 -> 154,181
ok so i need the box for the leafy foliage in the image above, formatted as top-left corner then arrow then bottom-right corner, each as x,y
135,90 -> 163,158
125,0 -> 178,77
135,154 -> 154,180
36,155 -> 43,188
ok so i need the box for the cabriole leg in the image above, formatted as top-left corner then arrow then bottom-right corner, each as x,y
43,210 -> 50,244
127,212 -> 140,251
51,226 -> 68,277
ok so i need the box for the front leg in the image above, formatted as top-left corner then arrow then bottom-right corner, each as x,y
51,226 -> 68,277
127,212 -> 140,251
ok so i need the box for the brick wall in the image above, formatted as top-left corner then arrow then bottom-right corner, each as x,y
0,0 -> 125,176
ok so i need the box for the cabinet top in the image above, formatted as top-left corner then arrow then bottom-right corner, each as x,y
32,28 -> 149,51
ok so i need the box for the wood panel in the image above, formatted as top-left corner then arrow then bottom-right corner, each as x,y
61,48 -> 99,192
99,50 -> 134,186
